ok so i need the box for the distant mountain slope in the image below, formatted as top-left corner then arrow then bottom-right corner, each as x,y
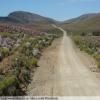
0,17 -> 20,23
0,11 -> 56,24
62,13 -> 100,32
63,13 -> 98,24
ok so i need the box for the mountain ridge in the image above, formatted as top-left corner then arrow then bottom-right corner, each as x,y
0,11 -> 100,32
0,11 -> 57,24
63,13 -> 100,23
61,13 -> 100,32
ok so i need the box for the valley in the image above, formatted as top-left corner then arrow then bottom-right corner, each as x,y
0,11 -> 100,96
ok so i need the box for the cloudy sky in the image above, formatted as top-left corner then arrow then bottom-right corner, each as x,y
0,0 -> 100,21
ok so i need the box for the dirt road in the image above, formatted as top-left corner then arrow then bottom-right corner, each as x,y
27,27 -> 100,96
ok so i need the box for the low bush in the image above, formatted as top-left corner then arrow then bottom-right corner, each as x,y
84,47 -> 94,55
97,62 -> 100,68
0,47 -> 9,61
28,57 -> 38,67
11,54 -> 38,92
92,31 -> 100,36
12,54 -> 38,70
94,54 -> 100,61
0,75 -> 17,96
73,36 -> 97,55
0,32 -> 12,38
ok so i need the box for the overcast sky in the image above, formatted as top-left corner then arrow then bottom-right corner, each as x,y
0,0 -> 100,21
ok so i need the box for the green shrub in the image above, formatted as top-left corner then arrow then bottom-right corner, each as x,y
12,54 -> 28,68
2,47 -> 9,56
94,54 -> 100,61
0,32 -> 20,39
11,54 -> 38,86
84,47 -> 94,55
0,47 -> 9,61
0,75 -> 16,91
28,57 -> 38,66
21,69 -> 30,83
12,54 -> 38,70
0,32 -> 12,38
97,62 -> 100,68
92,31 -> 100,36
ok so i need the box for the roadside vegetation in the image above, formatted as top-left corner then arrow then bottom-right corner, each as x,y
71,31 -> 100,68
0,28 -> 62,96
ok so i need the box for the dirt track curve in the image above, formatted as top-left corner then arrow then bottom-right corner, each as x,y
27,27 -> 100,96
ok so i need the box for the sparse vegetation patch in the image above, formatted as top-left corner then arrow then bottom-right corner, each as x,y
0,27 -> 62,96
72,35 -> 100,68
